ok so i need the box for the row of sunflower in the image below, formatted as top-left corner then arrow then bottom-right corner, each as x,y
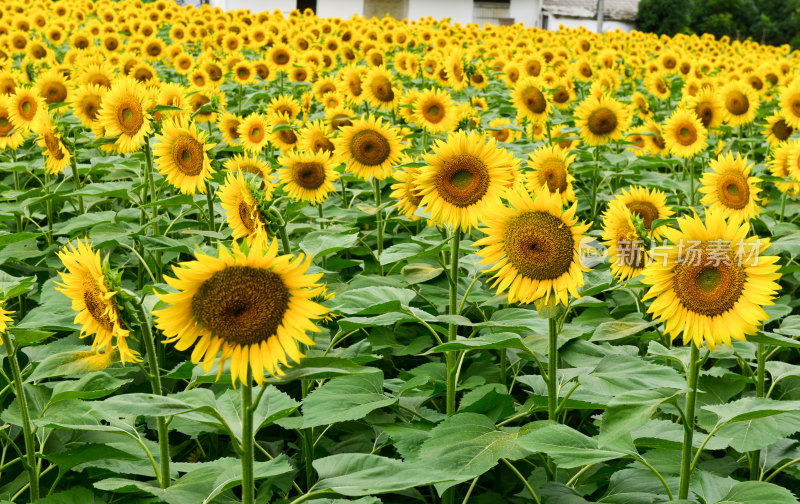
0,0 -> 799,502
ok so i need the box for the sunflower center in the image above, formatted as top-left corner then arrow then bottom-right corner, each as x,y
249,125 -> 264,142
773,119 -> 793,140
350,129 -> 391,166
725,91 -> 749,115
626,201 -> 659,229
587,107 -> 618,135
331,114 -> 352,131
423,102 -> 443,122
494,129 -> 509,142
237,201 -> 257,232
44,132 -> 65,160
277,128 -> 297,145
82,276 -> 113,330
43,82 -> 67,104
553,87 -> 569,104
292,161 -> 326,189
273,50 -> 289,65
521,86 -> 547,114
677,125 -> 697,145
538,159 -> 568,193
171,134 -> 204,176
434,153 -> 490,207
312,135 -> 334,153
19,98 -> 35,120
82,97 -> 101,120
191,265 -> 290,346
371,76 -> 394,102
503,211 -> 574,280
0,117 -> 11,135
695,102 -> 713,128
717,171 -> 750,209
674,247 -> 745,316
117,99 -> 144,136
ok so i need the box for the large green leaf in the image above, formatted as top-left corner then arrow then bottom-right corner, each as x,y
48,372 -> 131,405
715,481 -> 800,504
302,371 -> 397,428
313,453 -> 455,496
579,355 -> 685,398
599,388 -> 682,446
591,313 -> 657,342
516,421 -> 634,469
329,286 -> 417,315
416,413 -> 530,480
702,397 -> 800,425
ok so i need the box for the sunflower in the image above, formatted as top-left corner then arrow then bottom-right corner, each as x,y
153,238 -> 328,385
684,87 -> 723,130
390,167 -> 424,220
779,79 -> 800,129
326,106 -> 356,131
642,209 -> 781,349
217,111 -> 242,144
299,119 -> 335,154
333,115 -> 403,181
525,145 -> 577,204
153,116 -> 216,195
277,149 -> 339,204
444,51 -> 467,90
268,94 -> 301,119
720,81 -> 758,127
363,66 -> 400,110
238,113 -> 270,153
643,120 -> 668,156
231,60 -> 255,85
663,108 -> 708,158
268,112 -> 299,152
0,302 -> 12,335
699,152 -> 761,223
34,117 -> 71,175
609,185 -> 674,236
511,76 -> 550,123
96,77 -> 152,154
56,239 -> 139,364
219,171 -> 270,243
0,96 -> 25,151
601,201 -> 650,281
574,94 -> 631,146
412,88 -> 458,134
645,73 -> 670,100
337,64 -> 366,104
768,142 -> 800,195
763,114 -> 794,145
267,43 -> 294,72
72,84 -> 106,129
224,153 -> 271,179
415,130 -> 516,231
487,118 -> 521,144
474,187 -> 590,305
8,86 -> 45,133
36,69 -> 71,112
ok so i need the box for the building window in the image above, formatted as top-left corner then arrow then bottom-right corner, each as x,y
473,0 -> 511,25
541,12 -> 549,30
364,0 -> 408,20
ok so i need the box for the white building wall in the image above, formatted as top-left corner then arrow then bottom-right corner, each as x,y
316,0 -> 364,18
548,15 -> 635,33
407,0 -> 473,26
209,0 -> 295,14
508,0 -> 540,26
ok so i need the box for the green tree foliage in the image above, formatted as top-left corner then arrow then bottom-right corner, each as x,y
636,0 -> 692,36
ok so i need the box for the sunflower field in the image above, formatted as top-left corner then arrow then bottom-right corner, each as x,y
5,1 -> 800,503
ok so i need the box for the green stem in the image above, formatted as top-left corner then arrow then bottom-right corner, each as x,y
688,157 -> 695,207
373,178 -> 384,275
44,171 -> 53,245
70,157 -> 85,214
301,379 -> 315,490
0,331 -> 39,500
548,317 -> 558,422
143,139 -> 162,281
678,343 -> 701,499
241,369 -> 254,504
278,225 -> 291,255
750,342 -> 766,480
13,169 -> 23,232
446,230 -> 461,416
500,458 -> 541,504
339,176 -> 348,209
780,191 -> 787,222
590,145 -> 601,221
205,181 -> 216,231
134,301 -> 170,488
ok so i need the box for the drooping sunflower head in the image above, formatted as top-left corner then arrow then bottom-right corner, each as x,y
277,149 -> 339,204
153,116 -> 216,195
663,108 -> 708,158
154,239 -> 328,386
96,76 -> 152,154
390,166 -> 424,220
642,209 -> 781,349
720,81 -> 758,127
511,76 -> 551,123
415,130 -> 517,231
574,94 -> 631,146
474,187 -> 590,306
779,80 -> 800,129
763,114 -> 794,146
525,144 -> 576,204
219,171 -> 270,243
55,239 -> 140,364
601,200 -> 650,281
333,115 -> 403,181
610,185 -> 674,237
34,116 -> 71,175
412,88 -> 458,134
237,113 -> 270,153
699,152 -> 762,223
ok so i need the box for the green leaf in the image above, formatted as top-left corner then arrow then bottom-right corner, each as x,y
27,350 -> 112,381
302,371 -> 397,428
379,242 -> 425,265
330,286 -> 417,315
97,393 -> 199,417
300,228 -> 359,259
272,357 -> 379,381
579,355 -> 685,398
32,487 -> 102,504
53,211 -> 117,235
599,388 -> 682,446
591,313 -> 657,342
702,397 -> 800,425
313,453 -> 455,496
254,386 -> 300,430
45,443 -> 140,475
417,413 -> 529,480
49,372 -> 131,404
714,412 -> 800,453
715,480 -> 800,504
516,421 -> 634,469
402,263 -> 444,284
425,332 -> 530,354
